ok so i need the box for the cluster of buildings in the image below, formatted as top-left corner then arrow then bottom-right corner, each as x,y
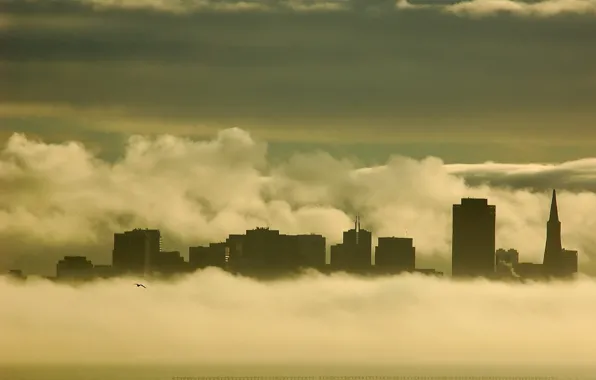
51,221 -> 440,281
457,190 -> 577,280
5,190 -> 578,282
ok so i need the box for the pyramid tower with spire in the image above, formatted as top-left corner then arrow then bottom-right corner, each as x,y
542,189 -> 563,276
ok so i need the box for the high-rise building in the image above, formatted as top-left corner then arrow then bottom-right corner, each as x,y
542,190 -> 578,277
452,198 -> 496,278
338,215 -> 372,270
112,229 -> 161,276
375,237 -> 415,272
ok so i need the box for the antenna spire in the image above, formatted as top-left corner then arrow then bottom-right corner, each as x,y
549,189 -> 559,222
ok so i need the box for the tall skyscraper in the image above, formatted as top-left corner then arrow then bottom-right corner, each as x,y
452,198 -> 496,278
112,229 -> 161,276
542,190 -> 563,275
341,215 -> 372,269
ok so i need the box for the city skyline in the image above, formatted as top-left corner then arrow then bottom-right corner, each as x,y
2,131 -> 592,277
8,190 -> 578,282
3,0 -> 596,375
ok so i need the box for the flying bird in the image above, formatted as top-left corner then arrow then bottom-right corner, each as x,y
135,283 -> 146,288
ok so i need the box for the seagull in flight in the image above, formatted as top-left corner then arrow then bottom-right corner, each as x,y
135,283 -> 146,288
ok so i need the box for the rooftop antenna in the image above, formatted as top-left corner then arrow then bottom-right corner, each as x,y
355,214 -> 360,245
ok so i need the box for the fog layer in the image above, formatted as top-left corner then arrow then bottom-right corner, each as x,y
1,270 -> 595,366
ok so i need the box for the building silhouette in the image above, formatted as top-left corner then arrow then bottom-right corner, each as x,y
452,198 -> 496,278
496,248 -> 519,267
93,265 -> 115,279
516,262 -> 543,279
46,191 -> 581,282
226,234 -> 245,266
330,243 -> 343,267
495,248 -> 519,276
189,242 -> 227,270
240,227 -> 282,274
331,215 -> 372,271
375,237 -> 415,273
561,249 -> 579,275
7,269 -> 26,280
281,234 -> 326,270
543,190 -> 562,276
56,256 -> 94,280
152,250 -> 188,275
112,229 -> 161,276
225,228 -> 326,277
542,190 -> 578,278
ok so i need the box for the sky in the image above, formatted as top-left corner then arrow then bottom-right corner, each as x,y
3,1 -> 596,372
2,0 -> 596,163
2,270 -> 596,369
1,0 -> 596,276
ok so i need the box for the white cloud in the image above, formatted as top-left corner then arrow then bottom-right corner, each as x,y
1,270 -> 596,368
397,0 -> 596,17
448,0 -> 596,17
1,128 -> 596,274
34,0 -> 596,16
81,0 -> 350,13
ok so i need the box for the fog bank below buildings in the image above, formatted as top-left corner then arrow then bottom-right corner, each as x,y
1,269 -> 595,366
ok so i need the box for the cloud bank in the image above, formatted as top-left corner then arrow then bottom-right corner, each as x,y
5,0 -> 596,17
1,270 -> 596,371
1,128 -> 596,274
81,0 -> 596,16
397,0 -> 596,17
443,0 -> 596,17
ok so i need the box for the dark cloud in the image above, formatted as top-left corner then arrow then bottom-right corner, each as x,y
1,0 -> 595,148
